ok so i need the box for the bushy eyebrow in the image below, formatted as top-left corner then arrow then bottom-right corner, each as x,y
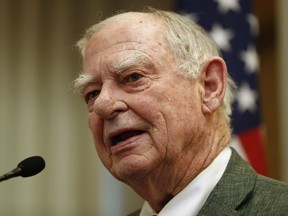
73,53 -> 153,93
112,53 -> 152,74
72,73 -> 94,94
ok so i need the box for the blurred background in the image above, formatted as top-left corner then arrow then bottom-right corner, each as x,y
0,0 -> 287,215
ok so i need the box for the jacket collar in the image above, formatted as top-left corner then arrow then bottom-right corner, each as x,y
198,148 -> 257,215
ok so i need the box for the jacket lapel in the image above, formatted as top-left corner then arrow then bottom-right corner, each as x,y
198,148 -> 257,215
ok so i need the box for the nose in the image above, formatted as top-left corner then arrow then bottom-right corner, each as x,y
92,82 -> 128,119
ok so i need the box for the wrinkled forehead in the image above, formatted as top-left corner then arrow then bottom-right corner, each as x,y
82,12 -> 171,75
84,12 -> 166,54
100,12 -> 163,32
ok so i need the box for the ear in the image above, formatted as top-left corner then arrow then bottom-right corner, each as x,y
200,57 -> 227,114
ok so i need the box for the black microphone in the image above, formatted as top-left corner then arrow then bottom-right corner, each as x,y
0,156 -> 45,182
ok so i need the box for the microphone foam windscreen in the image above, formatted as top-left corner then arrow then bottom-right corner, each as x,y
18,156 -> 46,177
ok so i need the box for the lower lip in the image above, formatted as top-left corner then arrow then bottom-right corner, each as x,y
110,134 -> 142,154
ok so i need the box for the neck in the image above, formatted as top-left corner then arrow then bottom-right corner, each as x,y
127,117 -> 231,212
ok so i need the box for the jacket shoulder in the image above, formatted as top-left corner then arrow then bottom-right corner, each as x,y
199,148 -> 288,215
242,174 -> 288,214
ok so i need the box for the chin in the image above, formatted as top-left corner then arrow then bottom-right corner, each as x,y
112,154 -> 151,181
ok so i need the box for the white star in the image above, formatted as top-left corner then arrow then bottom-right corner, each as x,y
214,0 -> 241,14
237,83 -> 258,113
247,14 -> 259,36
210,24 -> 234,52
240,45 -> 259,73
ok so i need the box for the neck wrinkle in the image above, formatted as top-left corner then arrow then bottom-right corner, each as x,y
128,115 -> 231,213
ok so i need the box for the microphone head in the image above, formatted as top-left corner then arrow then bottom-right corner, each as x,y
17,156 -> 46,177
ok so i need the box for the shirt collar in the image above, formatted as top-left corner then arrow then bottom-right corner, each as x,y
140,147 -> 232,216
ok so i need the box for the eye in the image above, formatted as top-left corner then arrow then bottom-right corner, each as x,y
125,73 -> 143,83
84,90 -> 100,104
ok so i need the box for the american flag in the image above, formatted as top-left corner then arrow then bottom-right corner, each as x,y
176,0 -> 268,175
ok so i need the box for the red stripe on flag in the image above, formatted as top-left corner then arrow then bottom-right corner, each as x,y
238,127 -> 268,176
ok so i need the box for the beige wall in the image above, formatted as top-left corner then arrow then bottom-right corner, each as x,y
0,0 -> 286,215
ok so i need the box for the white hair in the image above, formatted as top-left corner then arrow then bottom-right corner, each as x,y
75,8 -> 236,122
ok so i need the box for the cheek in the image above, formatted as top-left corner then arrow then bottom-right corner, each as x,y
157,90 -> 204,150
87,114 -> 112,165
88,112 -> 103,136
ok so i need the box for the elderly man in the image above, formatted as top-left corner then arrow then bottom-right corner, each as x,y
74,8 -> 288,216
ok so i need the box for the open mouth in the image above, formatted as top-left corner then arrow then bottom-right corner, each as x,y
111,130 -> 144,146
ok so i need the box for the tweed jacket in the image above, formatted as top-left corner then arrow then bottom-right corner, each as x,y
128,148 -> 288,216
